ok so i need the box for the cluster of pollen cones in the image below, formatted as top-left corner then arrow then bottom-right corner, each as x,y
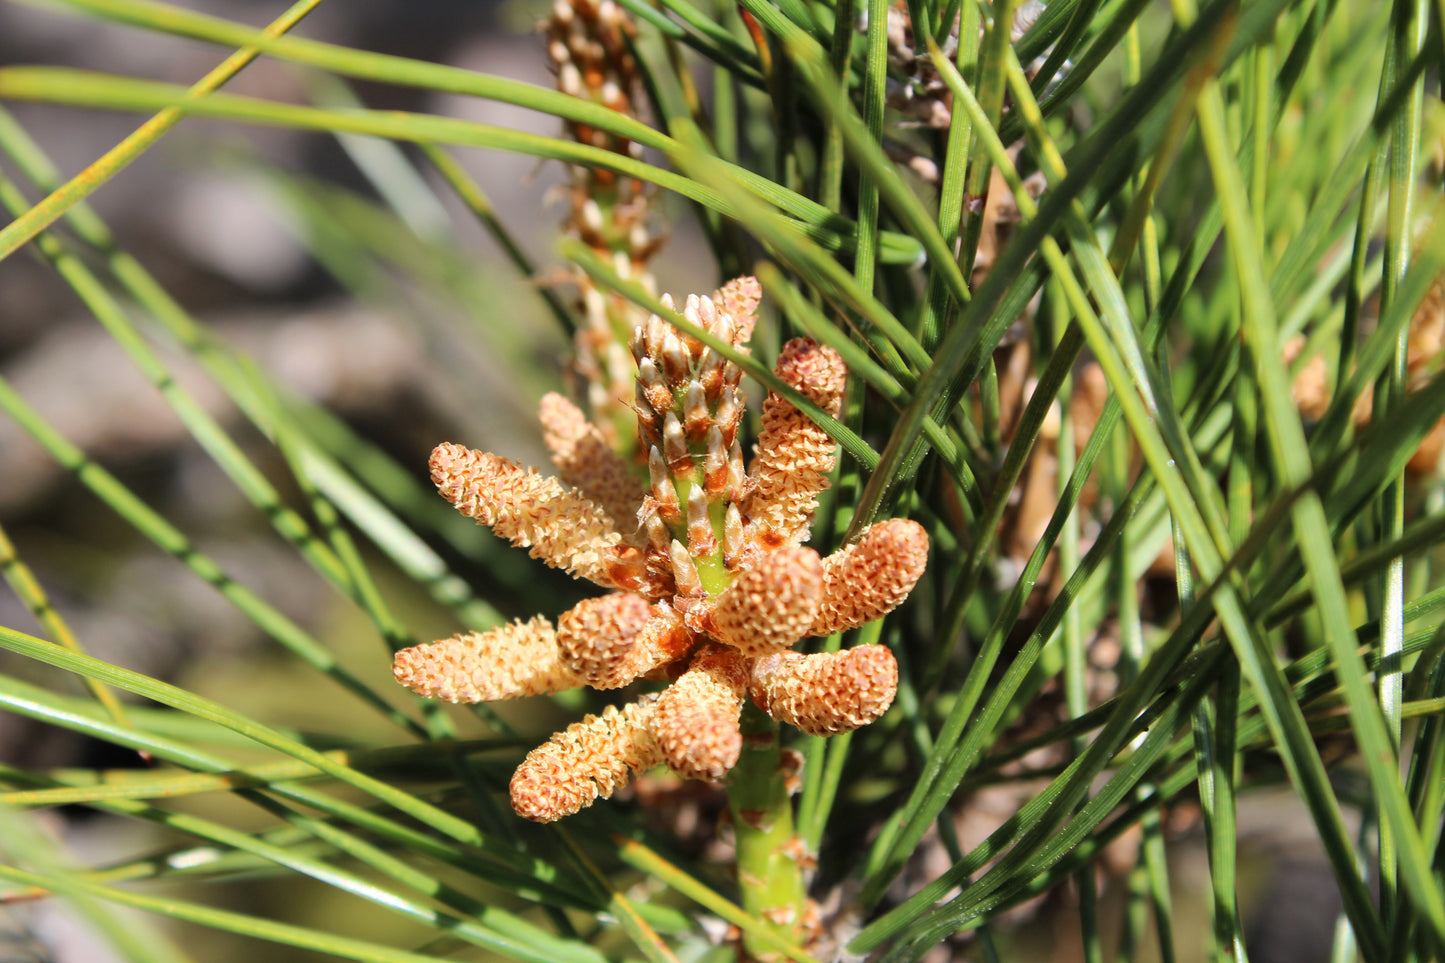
392,277 -> 929,821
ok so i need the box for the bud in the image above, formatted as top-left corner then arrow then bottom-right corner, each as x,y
670,539 -> 702,595
703,425 -> 729,495
663,412 -> 690,473
723,503 -> 745,566
686,486 -> 717,556
648,446 -> 680,520
683,380 -> 709,439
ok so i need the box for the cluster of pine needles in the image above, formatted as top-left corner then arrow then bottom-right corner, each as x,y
1,0 -> 1445,961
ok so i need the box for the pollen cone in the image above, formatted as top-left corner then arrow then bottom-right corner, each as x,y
510,697 -> 663,822
750,645 -> 898,735
392,617 -> 577,703
556,593 -> 659,689
810,518 -> 929,636
651,645 -> 748,780
710,546 -> 823,656
430,442 -> 624,588
743,339 -> 846,544
539,392 -> 644,529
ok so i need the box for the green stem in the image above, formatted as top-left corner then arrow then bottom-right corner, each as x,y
728,703 -> 808,960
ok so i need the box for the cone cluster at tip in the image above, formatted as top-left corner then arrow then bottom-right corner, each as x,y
394,278 -> 930,821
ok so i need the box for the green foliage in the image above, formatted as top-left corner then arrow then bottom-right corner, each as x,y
0,0 -> 1443,959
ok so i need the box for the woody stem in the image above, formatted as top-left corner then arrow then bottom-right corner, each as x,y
727,702 -> 807,960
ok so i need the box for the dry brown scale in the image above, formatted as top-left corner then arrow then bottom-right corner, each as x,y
1291,275 -> 1445,477
393,278 -> 930,821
